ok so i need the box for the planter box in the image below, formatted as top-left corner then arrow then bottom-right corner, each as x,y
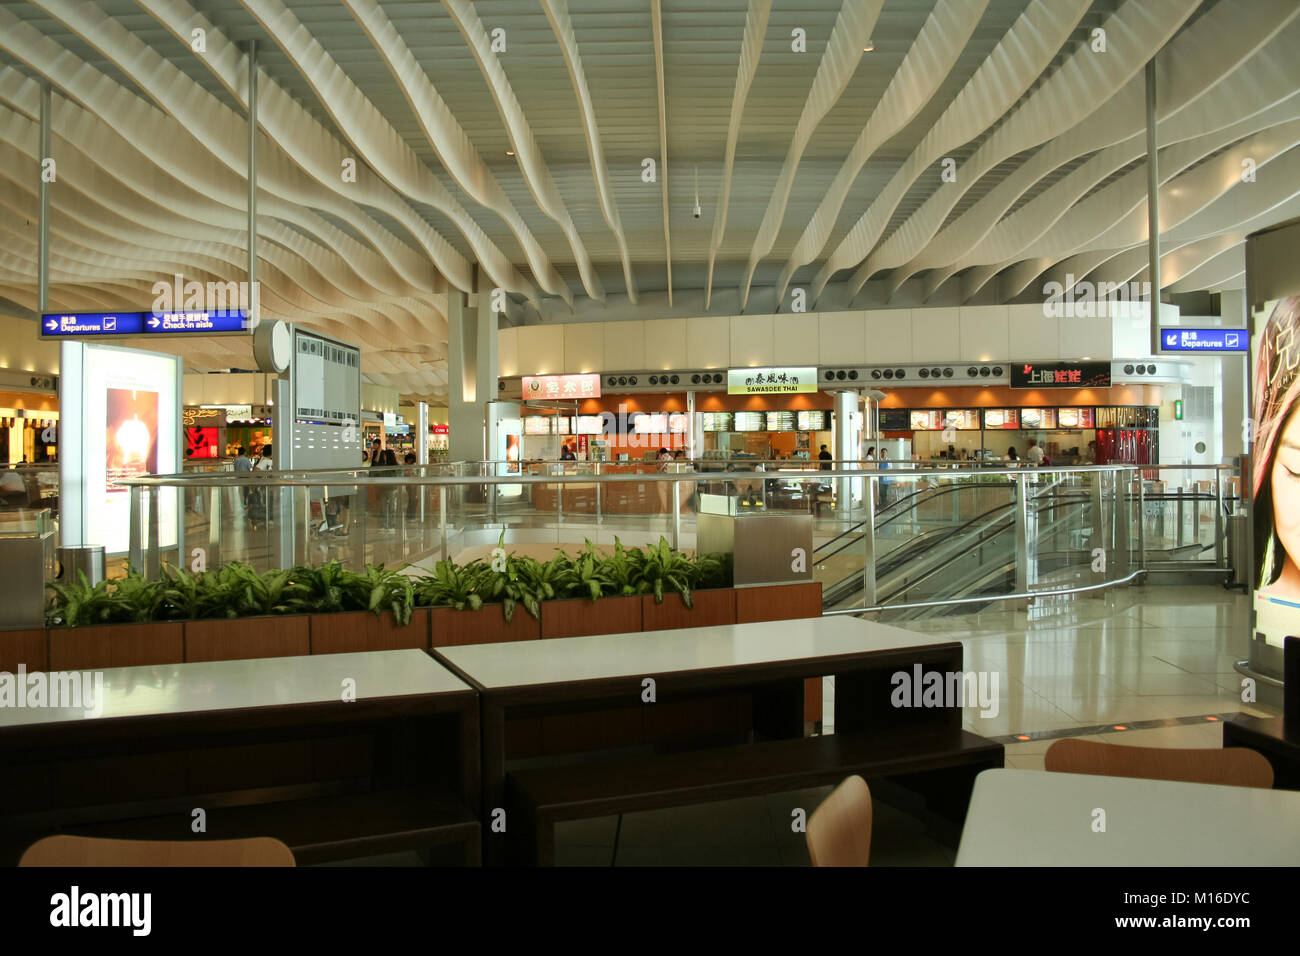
310,608 -> 430,656
735,581 -> 823,623
430,604 -> 540,647
49,622 -> 184,671
540,595 -> 642,640
641,588 -> 736,631
186,615 -> 311,663
0,628 -> 47,673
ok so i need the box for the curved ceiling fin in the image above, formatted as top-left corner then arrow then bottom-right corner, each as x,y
440,0 -> 602,302
737,0 -> 883,311
541,0 -> 639,304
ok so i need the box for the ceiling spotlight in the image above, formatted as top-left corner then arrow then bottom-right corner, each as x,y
506,149 -> 515,156
863,40 -> 874,51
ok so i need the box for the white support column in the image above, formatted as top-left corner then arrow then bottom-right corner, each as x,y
833,389 -> 860,515
446,289 -> 482,462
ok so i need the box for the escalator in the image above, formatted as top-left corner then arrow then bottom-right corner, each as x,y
817,478 -> 1095,619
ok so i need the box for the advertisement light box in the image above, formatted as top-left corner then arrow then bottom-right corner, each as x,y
521,374 -> 601,400
60,341 -> 181,556
727,367 -> 817,395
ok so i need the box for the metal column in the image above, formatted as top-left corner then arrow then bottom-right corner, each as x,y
247,40 -> 259,327
38,84 -> 51,313
1145,60 -> 1162,354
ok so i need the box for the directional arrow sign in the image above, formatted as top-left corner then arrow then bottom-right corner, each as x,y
1156,328 -> 1249,353
40,310 -> 249,339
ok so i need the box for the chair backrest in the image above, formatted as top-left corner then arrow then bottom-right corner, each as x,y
19,835 -> 296,867
1044,739 -> 1274,789
806,775 -> 873,866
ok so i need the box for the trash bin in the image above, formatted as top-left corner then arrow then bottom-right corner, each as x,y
0,524 -> 57,628
58,545 -> 105,587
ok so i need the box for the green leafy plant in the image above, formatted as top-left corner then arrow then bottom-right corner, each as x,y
45,542 -> 736,627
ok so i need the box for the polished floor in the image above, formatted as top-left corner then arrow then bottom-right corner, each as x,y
324,582 -> 1278,867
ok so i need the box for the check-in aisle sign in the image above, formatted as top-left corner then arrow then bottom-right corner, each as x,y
41,310 -> 251,338
1158,328 -> 1248,353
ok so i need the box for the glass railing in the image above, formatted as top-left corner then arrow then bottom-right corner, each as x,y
107,460 -> 1230,617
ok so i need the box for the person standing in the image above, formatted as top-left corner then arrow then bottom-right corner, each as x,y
233,445 -> 253,508
1026,438 -> 1045,467
560,443 -> 576,462
818,445 -> 833,470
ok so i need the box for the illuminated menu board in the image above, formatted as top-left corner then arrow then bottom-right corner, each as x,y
983,409 -> 1019,430
943,409 -> 980,430
555,416 -> 572,435
1019,408 -> 1057,429
765,411 -> 795,431
702,412 -> 733,431
797,410 -> 829,431
524,416 -> 553,435
732,411 -> 766,432
574,414 -> 605,435
910,410 -> 941,431
1056,408 -> 1094,429
633,412 -> 669,433
668,412 -> 689,433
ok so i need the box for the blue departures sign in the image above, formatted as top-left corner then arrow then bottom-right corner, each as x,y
1158,328 -> 1248,353
41,310 -> 250,338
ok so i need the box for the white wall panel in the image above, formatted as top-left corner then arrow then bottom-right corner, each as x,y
773,314 -> 820,365
603,320 -> 646,371
515,325 -> 563,375
563,322 -> 603,373
497,326 -> 518,376
820,311 -> 867,365
1008,305 -> 1058,361
730,314 -> 775,367
644,317 -> 687,369
685,315 -> 731,369
1059,314 -> 1112,361
863,309 -> 912,364
958,306 -> 1009,362
912,307 -> 959,362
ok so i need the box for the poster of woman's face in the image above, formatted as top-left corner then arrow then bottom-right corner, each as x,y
1251,294 -> 1300,657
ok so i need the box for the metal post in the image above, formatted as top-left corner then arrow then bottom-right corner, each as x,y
439,483 -> 449,562
1214,470 -> 1225,568
595,460 -> 602,523
1114,470 -> 1132,576
146,488 -> 160,579
1137,477 -> 1147,570
247,40 -> 259,327
128,485 -> 143,570
38,84 -> 51,313
671,474 -> 681,550
1176,487 -> 1185,548
1145,59 -> 1162,354
1014,474 -> 1030,593
862,475 -> 877,606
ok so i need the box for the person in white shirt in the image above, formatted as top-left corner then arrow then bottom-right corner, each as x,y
1026,438 -> 1045,467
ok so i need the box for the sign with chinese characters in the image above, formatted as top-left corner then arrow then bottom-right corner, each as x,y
1158,328 -> 1248,353
41,310 -> 250,338
1010,361 -> 1111,389
726,367 -> 818,394
521,373 -> 601,400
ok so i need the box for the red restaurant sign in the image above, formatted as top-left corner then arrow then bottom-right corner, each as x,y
521,373 -> 601,400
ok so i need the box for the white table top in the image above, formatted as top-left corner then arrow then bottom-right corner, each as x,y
956,769 -> 1300,867
436,615 -> 951,690
0,649 -> 470,729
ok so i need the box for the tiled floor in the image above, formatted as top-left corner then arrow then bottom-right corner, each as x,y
545,583 -> 1280,867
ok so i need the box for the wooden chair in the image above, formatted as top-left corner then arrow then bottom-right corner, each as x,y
19,835 -> 296,867
806,775 -> 873,866
1044,739 -> 1274,789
